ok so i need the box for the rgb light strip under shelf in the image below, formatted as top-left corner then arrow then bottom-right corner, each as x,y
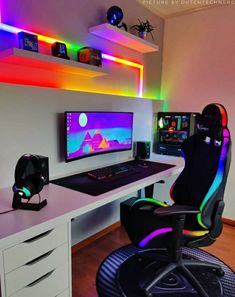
0,22 -> 144,97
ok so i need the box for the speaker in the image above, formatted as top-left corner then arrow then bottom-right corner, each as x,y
37,155 -> 49,185
135,141 -> 151,160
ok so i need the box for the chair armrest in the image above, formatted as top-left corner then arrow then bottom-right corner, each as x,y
154,204 -> 200,217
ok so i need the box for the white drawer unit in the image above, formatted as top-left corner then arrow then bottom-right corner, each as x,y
0,222 -> 71,297
3,224 -> 68,273
5,243 -> 69,296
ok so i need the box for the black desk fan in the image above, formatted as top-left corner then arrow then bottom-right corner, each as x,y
12,154 -> 47,211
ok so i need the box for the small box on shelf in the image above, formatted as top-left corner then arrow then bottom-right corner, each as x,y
18,31 -> 38,52
51,42 -> 70,60
78,47 -> 102,67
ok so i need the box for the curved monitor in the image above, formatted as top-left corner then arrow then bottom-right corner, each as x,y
65,111 -> 134,162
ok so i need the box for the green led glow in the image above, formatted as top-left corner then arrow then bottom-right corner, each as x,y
163,101 -> 168,112
133,198 -> 168,207
66,43 -> 83,52
197,214 -> 207,229
22,187 -> 31,198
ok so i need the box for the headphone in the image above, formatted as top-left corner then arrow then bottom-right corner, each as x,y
12,154 -> 44,208
106,6 -> 127,31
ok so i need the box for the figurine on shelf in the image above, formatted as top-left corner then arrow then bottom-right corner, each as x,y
131,19 -> 155,40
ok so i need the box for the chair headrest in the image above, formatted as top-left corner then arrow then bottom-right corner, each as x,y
198,103 -> 228,140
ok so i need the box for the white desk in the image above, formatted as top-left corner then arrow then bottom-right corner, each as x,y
0,155 -> 184,297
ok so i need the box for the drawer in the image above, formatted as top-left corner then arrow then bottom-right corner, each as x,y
3,223 -> 68,273
56,289 -> 69,297
11,263 -> 68,297
5,243 -> 69,296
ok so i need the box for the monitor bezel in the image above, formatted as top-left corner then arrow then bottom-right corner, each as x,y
64,111 -> 134,163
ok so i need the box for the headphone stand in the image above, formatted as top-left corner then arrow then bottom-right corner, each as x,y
12,192 -> 47,211
19,199 -> 47,211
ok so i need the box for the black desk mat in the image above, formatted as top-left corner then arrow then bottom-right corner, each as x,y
50,160 -> 175,196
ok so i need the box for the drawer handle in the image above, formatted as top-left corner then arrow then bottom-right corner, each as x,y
27,269 -> 55,287
26,250 -> 54,266
24,230 -> 53,243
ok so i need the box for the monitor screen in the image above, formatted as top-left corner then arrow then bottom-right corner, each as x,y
157,113 -> 190,146
65,112 -> 134,162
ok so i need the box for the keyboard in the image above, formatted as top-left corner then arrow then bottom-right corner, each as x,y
87,163 -> 133,181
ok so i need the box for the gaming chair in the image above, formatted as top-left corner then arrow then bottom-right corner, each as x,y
97,103 -> 232,297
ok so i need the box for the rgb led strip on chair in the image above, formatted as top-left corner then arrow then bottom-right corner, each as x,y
139,227 -> 209,248
197,104 -> 229,229
197,128 -> 230,229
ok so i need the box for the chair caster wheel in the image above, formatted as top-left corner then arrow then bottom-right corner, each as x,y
144,292 -> 152,297
215,268 -> 225,277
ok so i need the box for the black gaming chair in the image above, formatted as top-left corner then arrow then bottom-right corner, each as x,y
122,103 -> 231,297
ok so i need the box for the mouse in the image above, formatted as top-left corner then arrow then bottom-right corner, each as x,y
137,161 -> 148,168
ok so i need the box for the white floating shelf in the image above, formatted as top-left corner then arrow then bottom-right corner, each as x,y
0,48 -> 108,77
89,23 -> 159,53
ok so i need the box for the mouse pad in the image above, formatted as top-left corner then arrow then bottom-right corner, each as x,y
50,161 -> 176,196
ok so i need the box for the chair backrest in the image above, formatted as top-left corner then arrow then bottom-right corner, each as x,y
170,104 -> 231,230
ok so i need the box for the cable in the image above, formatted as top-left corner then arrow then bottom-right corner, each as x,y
38,192 -> 41,204
0,208 -> 16,215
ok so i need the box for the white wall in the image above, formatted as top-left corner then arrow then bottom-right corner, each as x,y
0,0 -> 165,243
162,6 -> 235,220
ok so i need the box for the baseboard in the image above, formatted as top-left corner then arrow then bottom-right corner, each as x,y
223,218 -> 235,227
72,221 -> 121,254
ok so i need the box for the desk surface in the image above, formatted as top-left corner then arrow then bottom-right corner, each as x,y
0,154 -> 184,247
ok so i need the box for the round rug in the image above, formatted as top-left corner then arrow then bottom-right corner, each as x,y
96,245 -> 235,297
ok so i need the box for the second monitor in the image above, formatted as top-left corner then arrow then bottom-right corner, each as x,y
156,112 -> 199,156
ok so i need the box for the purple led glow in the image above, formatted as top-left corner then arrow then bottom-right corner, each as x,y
66,112 -> 133,161
139,227 -> 210,248
223,129 -> 230,137
139,227 -> 173,248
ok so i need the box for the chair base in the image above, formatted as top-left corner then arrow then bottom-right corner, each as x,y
142,258 -> 224,297
97,245 -> 235,297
